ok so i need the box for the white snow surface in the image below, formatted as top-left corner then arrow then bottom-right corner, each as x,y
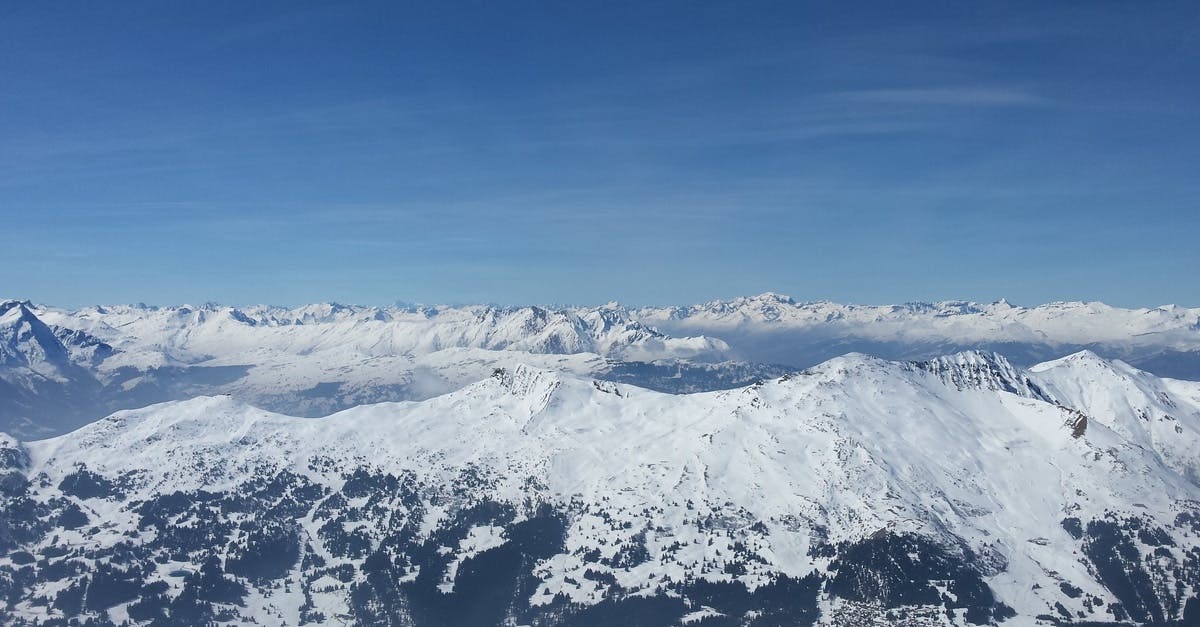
18,351 -> 1200,621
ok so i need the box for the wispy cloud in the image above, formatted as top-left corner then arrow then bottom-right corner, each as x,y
830,87 -> 1051,107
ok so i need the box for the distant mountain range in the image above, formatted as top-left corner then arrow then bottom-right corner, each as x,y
3,294 -> 1200,438
3,350 -> 1198,625
634,293 -> 1200,377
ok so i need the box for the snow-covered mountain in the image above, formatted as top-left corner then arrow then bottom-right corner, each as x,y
0,300 -> 775,438
0,301 -> 110,436
4,295 -> 1200,439
635,293 -> 1200,379
1,300 -> 78,379
35,301 -> 730,367
2,351 -> 1199,625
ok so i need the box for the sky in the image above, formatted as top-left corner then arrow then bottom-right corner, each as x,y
1,1 -> 1198,308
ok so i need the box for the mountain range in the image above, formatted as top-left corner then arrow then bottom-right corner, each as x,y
634,293 -> 1200,378
2,349 -> 1198,625
3,294 -> 1200,438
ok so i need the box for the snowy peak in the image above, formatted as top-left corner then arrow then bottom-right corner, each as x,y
49,326 -> 116,368
669,291 -> 800,322
1030,348 -> 1117,372
283,301 -> 362,324
0,300 -> 116,371
1028,349 -> 1149,400
0,299 -> 33,315
488,364 -> 563,410
911,350 -> 1049,400
0,302 -> 114,438
0,300 -> 77,380
1029,350 -> 1200,486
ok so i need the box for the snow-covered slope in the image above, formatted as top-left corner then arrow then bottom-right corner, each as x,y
1030,350 -> 1200,487
3,352 -> 1199,625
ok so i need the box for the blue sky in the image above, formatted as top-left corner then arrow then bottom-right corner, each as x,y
2,1 -> 1198,307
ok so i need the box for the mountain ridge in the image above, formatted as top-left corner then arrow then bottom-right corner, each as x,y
3,350 -> 1199,625
4,294 -> 1200,439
